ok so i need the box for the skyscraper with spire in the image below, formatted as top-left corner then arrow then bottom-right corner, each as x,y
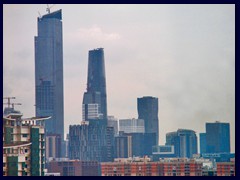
35,9 -> 64,150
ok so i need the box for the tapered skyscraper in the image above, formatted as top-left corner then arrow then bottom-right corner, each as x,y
83,48 -> 107,122
35,10 -> 64,144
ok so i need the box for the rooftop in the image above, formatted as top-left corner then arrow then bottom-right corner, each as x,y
3,142 -> 32,149
40,9 -> 62,21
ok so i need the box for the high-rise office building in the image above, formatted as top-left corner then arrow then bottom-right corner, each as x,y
177,129 -> 198,158
206,122 -> 230,153
137,96 -> 159,145
76,48 -> 113,162
34,10 -> 64,150
166,129 -> 197,158
68,120 -> 114,162
166,132 -> 180,157
200,133 -> 207,154
114,132 -> 132,158
45,134 -> 62,162
117,132 -> 156,157
119,118 -> 145,133
83,48 -> 107,123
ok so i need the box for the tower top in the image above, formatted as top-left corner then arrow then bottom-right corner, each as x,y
39,9 -> 62,21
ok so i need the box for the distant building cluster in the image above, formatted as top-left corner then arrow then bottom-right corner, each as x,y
3,9 -> 234,176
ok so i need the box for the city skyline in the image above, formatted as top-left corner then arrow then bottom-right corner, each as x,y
3,4 -> 235,152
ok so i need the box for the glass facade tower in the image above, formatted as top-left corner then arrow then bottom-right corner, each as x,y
166,129 -> 198,158
137,96 -> 159,145
83,48 -> 107,123
35,10 -> 64,146
206,122 -> 230,153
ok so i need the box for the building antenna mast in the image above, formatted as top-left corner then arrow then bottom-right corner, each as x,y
38,11 -> 42,18
46,4 -> 55,14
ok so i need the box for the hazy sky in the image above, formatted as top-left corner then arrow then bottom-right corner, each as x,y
3,4 -> 235,152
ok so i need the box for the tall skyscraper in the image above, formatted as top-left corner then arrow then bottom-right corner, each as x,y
166,129 -> 198,158
83,48 -> 107,123
206,121 -> 230,153
137,96 -> 159,145
34,10 -> 64,148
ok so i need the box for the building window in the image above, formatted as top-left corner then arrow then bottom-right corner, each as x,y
22,134 -> 28,138
25,149 -> 28,153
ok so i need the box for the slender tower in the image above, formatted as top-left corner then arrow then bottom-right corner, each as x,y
83,48 -> 107,123
35,10 -> 64,149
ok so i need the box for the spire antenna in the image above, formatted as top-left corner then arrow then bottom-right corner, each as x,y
46,4 -> 55,14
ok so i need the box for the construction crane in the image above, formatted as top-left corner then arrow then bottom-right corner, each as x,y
3,97 -> 16,108
3,103 -> 22,109
46,4 -> 55,14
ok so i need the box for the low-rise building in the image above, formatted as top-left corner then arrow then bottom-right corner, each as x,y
101,157 -> 202,176
47,159 -> 99,176
216,159 -> 235,176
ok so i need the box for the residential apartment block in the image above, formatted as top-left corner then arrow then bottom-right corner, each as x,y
3,110 -> 50,176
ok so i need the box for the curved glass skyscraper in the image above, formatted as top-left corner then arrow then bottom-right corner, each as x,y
35,10 -> 64,146
166,129 -> 198,158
